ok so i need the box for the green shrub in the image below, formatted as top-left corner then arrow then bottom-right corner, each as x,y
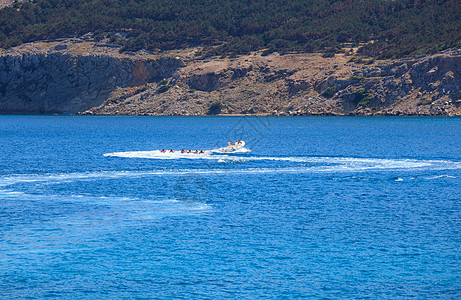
354,89 -> 371,107
158,85 -> 171,93
136,85 -> 150,93
349,75 -> 365,81
322,87 -> 337,98
107,98 -> 118,104
357,98 -> 370,107
417,98 -> 433,106
207,101 -> 223,115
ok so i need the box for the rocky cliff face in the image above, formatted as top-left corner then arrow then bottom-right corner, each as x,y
0,40 -> 183,114
330,51 -> 461,116
1,39 -> 460,116
85,48 -> 461,116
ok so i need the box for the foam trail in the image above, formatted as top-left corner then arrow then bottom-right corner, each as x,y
104,148 -> 253,160
0,190 -> 211,221
424,174 -> 457,180
1,158 -> 459,188
104,150 -> 217,160
103,150 -> 461,171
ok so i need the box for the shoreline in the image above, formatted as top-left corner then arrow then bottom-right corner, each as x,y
1,113 -> 460,118
1,40 -> 460,116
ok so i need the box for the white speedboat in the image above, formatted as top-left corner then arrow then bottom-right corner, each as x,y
218,140 -> 245,153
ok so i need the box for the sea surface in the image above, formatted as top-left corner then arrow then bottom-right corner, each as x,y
0,116 -> 460,298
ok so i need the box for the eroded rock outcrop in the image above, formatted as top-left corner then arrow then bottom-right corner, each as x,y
0,40 -> 183,114
85,48 -> 460,116
328,50 -> 461,116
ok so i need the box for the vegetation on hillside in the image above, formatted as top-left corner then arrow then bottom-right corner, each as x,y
0,0 -> 460,58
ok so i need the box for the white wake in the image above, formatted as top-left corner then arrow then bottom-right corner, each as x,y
103,149 -> 461,173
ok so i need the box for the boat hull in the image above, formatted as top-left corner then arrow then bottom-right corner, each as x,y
218,141 -> 245,153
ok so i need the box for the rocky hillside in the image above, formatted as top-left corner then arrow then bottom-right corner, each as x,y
0,0 -> 25,10
1,39 -> 460,116
0,39 -> 183,114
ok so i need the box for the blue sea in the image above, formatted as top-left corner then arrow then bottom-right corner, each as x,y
0,116 -> 460,298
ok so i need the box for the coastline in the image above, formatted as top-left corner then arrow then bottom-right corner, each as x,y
1,40 -> 460,116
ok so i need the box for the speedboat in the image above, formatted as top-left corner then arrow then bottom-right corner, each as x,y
218,140 -> 245,153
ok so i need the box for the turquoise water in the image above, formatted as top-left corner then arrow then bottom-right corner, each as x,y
0,116 -> 460,298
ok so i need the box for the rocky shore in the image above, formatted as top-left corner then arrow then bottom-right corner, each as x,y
1,39 -> 460,116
